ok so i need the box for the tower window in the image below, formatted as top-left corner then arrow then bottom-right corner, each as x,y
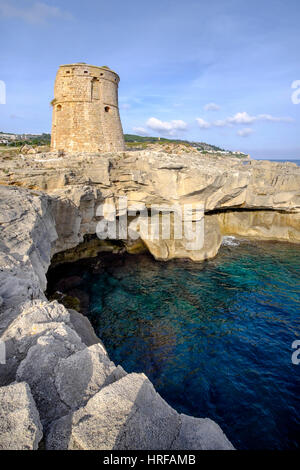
104,106 -> 110,113
91,78 -> 100,99
66,71 -> 70,74
84,70 -> 88,74
57,104 -> 62,111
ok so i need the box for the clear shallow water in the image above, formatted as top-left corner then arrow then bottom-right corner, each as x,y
48,239 -> 300,449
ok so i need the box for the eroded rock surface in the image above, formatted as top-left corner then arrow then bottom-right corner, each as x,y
1,151 -> 299,262
0,183 -> 234,449
54,343 -> 127,411
0,382 -> 42,450
46,373 -> 234,450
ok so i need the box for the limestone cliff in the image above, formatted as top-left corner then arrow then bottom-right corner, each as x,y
0,149 -> 299,262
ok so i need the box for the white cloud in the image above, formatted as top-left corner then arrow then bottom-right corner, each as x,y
195,111 -> 294,129
204,102 -> 220,111
120,103 -> 131,110
256,113 -> 294,123
0,1 -> 73,24
237,128 -> 254,137
212,111 -> 294,127
132,127 -> 149,136
227,112 -> 256,125
196,118 -> 211,129
146,117 -> 187,136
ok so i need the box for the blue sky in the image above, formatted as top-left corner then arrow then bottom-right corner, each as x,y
0,0 -> 299,158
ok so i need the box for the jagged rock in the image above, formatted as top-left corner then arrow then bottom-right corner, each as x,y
0,300 -> 71,386
0,382 -> 42,450
0,186 -> 57,312
20,144 -> 34,154
46,372 -> 234,450
68,308 -> 102,347
16,324 -> 85,426
46,372 -> 180,450
171,414 -> 234,450
54,343 -> 127,409
50,195 -> 82,252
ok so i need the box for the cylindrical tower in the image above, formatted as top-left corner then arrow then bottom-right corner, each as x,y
51,63 -> 125,153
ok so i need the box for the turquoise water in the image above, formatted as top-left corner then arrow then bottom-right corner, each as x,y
47,239 -> 300,449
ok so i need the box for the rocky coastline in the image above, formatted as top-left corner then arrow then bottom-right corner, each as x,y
0,149 -> 299,449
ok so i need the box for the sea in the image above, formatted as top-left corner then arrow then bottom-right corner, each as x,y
47,157 -> 300,450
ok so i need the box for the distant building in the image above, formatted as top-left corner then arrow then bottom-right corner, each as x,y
0,133 -> 18,141
50,63 -> 125,153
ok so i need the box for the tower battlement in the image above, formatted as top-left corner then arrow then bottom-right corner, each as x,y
51,63 -> 125,153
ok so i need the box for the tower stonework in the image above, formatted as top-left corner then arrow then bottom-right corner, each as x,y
51,63 -> 125,153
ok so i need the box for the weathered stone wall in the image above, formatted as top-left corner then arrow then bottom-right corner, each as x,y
51,64 -> 125,153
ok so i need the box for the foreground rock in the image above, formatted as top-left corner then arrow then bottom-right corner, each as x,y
47,373 -> 233,450
54,344 -> 127,410
16,324 -> 86,426
0,382 -> 42,450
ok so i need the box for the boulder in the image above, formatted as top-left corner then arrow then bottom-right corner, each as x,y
46,372 -> 180,450
20,144 -> 34,154
171,414 -> 234,450
54,343 -> 126,409
46,372 -> 234,450
0,382 -> 42,450
68,308 -> 102,347
16,324 -> 85,426
0,300 -> 70,386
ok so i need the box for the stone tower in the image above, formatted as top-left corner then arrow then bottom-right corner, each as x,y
51,63 -> 125,153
